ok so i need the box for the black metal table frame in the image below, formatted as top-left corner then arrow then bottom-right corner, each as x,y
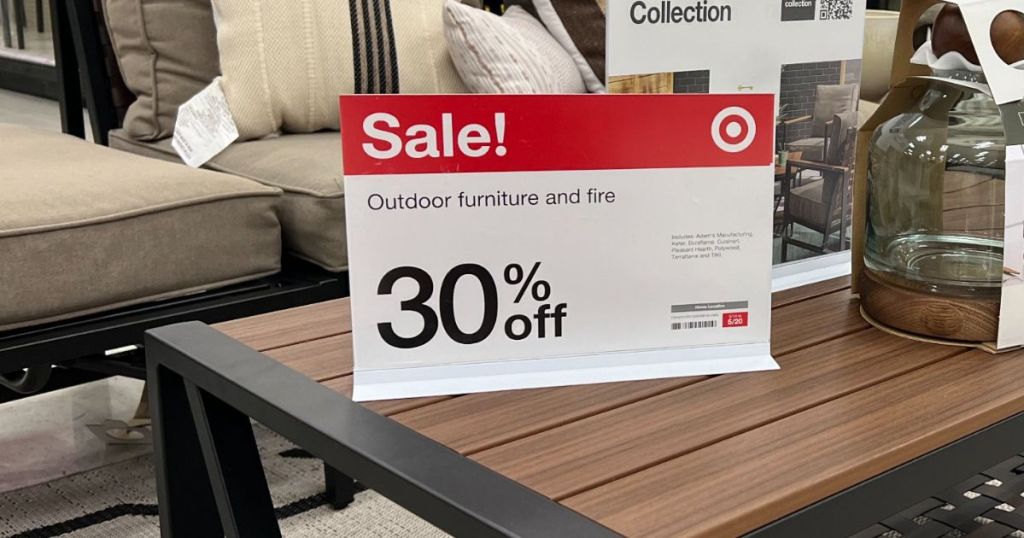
147,321 -> 1024,537
145,322 -> 621,538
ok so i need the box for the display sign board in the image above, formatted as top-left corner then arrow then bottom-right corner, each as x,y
341,94 -> 779,401
606,0 -> 866,99
606,0 -> 867,273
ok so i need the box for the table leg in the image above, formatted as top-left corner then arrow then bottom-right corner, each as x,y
148,364 -> 224,537
324,464 -> 357,509
149,361 -> 283,538
34,0 -> 41,32
184,382 -> 281,538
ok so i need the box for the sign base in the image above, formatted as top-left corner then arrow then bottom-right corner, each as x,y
353,344 -> 776,401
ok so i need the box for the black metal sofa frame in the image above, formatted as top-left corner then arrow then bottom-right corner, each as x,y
0,0 -> 348,393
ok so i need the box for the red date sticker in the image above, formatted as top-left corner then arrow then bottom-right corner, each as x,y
723,312 -> 748,328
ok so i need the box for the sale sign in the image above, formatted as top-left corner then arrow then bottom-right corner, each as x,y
341,94 -> 779,401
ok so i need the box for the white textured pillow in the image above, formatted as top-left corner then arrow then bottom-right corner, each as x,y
529,0 -> 606,93
213,0 -> 466,140
444,1 -> 577,93
502,7 -> 585,93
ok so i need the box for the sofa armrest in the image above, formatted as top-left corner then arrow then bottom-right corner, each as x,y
781,114 -> 813,126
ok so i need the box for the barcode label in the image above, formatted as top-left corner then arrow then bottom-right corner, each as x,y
672,320 -> 718,330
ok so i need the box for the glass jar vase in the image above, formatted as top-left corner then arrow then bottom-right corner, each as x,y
862,71 -> 1006,342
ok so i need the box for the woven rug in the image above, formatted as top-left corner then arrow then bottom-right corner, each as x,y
0,423 -> 449,537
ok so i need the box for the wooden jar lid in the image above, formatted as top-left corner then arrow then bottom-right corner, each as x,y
932,3 -> 1024,65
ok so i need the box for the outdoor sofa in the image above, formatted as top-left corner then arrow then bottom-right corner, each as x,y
0,0 -> 348,393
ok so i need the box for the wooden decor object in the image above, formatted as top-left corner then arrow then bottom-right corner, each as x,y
932,3 -> 1024,65
859,268 -> 999,343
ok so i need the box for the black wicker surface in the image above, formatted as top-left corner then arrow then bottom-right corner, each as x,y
852,454 -> 1024,538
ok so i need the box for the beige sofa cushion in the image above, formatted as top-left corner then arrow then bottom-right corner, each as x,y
102,0 -> 220,140
786,138 -> 824,162
110,129 -> 347,272
213,0 -> 466,140
789,179 -> 830,230
0,124 -> 282,332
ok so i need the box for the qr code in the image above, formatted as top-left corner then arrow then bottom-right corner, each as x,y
820,0 -> 853,20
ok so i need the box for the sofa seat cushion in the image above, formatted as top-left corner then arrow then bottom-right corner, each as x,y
788,178 -> 842,230
109,129 -> 346,272
0,124 -> 282,332
786,137 -> 824,163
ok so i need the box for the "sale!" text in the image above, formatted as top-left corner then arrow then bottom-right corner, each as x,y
362,112 -> 508,160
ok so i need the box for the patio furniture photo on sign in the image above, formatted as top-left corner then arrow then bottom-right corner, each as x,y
783,82 -> 860,164
780,113 -> 857,262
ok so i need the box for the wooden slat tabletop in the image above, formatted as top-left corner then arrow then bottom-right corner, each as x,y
214,276 -> 1024,537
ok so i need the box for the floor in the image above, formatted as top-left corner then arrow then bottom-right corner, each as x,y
0,376 -> 151,494
0,422 -> 445,537
0,87 -> 86,135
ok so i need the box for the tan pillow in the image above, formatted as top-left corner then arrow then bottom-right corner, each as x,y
103,0 -> 220,141
212,0 -> 466,140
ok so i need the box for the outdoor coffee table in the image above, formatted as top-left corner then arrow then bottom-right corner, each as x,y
145,276 -> 1024,537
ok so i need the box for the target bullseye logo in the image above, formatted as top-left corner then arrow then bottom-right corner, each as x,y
711,106 -> 756,153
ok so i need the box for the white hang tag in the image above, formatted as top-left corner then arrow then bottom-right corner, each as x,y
947,0 -> 1024,106
172,78 -> 239,168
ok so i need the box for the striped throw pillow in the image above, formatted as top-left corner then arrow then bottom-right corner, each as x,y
212,0 -> 466,140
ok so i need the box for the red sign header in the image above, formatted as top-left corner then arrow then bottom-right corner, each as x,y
339,94 -> 773,176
